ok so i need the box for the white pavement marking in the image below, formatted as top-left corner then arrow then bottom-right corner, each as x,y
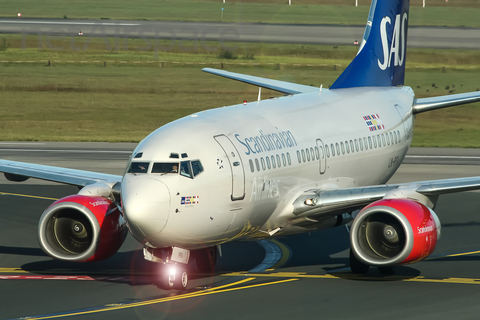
0,20 -> 140,26
0,142 -> 45,145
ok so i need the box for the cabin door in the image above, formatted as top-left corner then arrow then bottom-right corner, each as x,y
316,139 -> 327,174
214,135 -> 246,201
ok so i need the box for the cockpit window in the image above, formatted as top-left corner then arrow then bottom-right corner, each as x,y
180,161 -> 192,178
191,160 -> 204,177
128,162 -> 149,173
150,160 -> 203,178
152,162 -> 179,174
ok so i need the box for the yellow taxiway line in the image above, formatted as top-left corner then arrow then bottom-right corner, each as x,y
0,192 -> 58,201
223,271 -> 480,285
23,277 -> 298,320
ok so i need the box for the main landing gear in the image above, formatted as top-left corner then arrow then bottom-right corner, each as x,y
349,249 -> 396,275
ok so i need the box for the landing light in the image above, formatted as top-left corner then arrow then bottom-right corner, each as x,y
304,198 -> 317,206
169,265 -> 177,275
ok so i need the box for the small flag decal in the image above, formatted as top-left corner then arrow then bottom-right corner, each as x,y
363,114 -> 384,131
181,196 -> 199,205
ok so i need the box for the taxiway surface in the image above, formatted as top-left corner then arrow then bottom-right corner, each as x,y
1,144 -> 480,320
1,19 -> 479,49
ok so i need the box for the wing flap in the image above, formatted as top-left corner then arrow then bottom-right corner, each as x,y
290,177 -> 480,225
202,68 -> 318,95
413,91 -> 480,114
0,160 -> 122,187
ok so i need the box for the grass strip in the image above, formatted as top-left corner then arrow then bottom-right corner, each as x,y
1,0 -> 480,27
0,35 -> 479,147
0,61 -> 478,147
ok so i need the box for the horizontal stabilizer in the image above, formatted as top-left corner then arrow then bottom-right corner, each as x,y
202,68 -> 318,95
413,91 -> 480,114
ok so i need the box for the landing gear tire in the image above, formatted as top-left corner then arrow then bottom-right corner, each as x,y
161,265 -> 188,290
378,266 -> 395,275
349,249 -> 369,274
195,247 -> 217,273
173,267 -> 188,290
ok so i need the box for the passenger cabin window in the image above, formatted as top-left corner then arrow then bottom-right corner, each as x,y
152,162 -> 179,174
128,162 -> 149,174
249,159 -> 254,172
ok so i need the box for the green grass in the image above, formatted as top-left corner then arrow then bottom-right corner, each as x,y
1,34 -> 480,71
0,34 -> 479,146
2,0 -> 480,27
0,61 -> 479,146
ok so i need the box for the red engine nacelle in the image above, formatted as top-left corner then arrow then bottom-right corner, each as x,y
350,199 -> 441,267
38,195 -> 128,262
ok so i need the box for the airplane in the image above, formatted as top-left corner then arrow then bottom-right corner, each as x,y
1,0 -> 480,291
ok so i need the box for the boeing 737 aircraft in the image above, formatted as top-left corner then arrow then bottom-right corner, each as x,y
1,0 -> 480,290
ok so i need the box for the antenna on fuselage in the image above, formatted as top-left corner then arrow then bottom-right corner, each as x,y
319,84 -> 323,95
257,87 -> 262,103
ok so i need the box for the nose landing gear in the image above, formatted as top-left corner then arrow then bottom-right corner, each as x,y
144,246 -> 191,290
164,264 -> 188,290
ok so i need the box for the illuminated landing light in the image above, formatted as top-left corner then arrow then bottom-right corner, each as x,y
17,13 -> 22,17
169,265 -> 177,276
304,198 -> 317,206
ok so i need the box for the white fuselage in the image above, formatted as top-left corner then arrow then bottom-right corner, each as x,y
121,86 -> 415,250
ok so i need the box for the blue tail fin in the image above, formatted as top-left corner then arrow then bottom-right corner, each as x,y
330,0 -> 410,89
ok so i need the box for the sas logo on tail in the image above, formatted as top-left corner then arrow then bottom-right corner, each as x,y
378,13 -> 408,71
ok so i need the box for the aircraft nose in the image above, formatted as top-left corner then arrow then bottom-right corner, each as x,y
121,177 -> 171,244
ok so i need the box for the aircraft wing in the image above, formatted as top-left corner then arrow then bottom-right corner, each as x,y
290,176 -> 480,226
202,68 -> 319,95
0,159 -> 122,187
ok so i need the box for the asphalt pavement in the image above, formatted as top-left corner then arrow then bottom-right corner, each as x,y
0,145 -> 480,320
1,19 -> 479,49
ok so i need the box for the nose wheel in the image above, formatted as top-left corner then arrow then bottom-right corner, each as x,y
162,264 -> 188,290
